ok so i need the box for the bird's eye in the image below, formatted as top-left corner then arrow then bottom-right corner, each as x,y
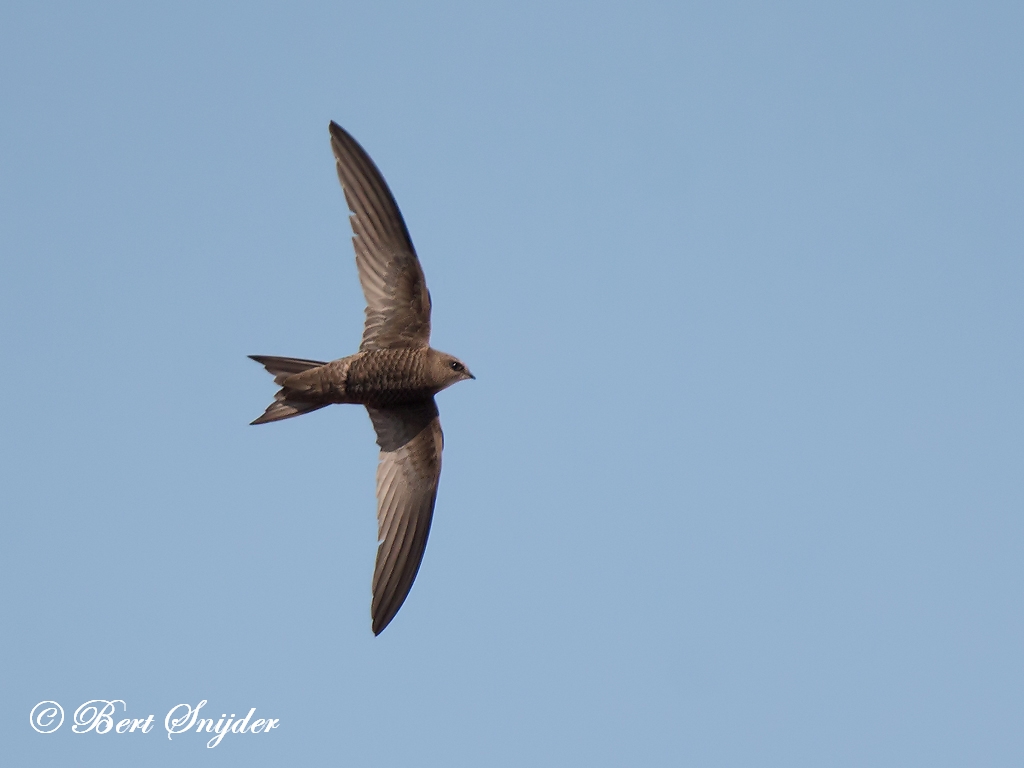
449,361 -> 464,372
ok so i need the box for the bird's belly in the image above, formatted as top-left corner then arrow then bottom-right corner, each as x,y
345,380 -> 436,407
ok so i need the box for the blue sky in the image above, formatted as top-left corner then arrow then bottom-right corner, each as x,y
1,1 -> 1022,765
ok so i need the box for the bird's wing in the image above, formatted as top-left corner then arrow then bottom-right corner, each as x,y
330,121 -> 432,351
365,398 -> 443,634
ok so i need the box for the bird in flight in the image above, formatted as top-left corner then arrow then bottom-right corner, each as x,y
250,121 -> 474,635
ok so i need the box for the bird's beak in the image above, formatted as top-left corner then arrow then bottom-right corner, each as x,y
468,371 -> 476,380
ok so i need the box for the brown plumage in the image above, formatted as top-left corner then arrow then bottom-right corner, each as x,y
250,122 -> 474,635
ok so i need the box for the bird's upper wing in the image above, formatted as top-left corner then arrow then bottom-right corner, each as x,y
365,398 -> 443,634
330,121 -> 432,351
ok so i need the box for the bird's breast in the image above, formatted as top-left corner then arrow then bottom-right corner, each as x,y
345,349 -> 438,406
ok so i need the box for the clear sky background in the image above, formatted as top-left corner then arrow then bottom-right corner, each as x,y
1,2 -> 1022,765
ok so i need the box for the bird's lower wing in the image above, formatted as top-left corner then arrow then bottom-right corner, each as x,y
365,399 -> 443,635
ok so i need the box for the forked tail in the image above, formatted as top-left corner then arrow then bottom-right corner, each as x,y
249,355 -> 328,424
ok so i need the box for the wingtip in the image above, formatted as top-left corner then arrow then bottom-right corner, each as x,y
372,609 -> 397,636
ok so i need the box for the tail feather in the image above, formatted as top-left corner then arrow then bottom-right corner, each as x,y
251,399 -> 327,425
249,355 -> 329,425
249,355 -> 327,385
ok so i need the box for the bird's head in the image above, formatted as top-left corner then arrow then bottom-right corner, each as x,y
430,350 -> 475,390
